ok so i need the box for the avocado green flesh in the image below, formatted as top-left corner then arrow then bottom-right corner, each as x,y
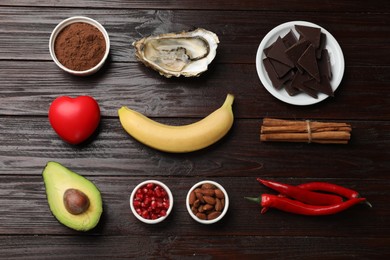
42,161 -> 103,231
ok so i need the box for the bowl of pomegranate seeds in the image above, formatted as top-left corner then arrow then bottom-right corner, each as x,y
130,180 -> 173,224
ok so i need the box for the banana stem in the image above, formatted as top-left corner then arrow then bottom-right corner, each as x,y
223,94 -> 235,107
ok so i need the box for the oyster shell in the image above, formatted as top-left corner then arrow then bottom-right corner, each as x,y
133,28 -> 219,78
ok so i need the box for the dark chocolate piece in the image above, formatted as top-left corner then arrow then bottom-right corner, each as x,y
316,33 -> 327,59
284,79 -> 300,96
285,39 -> 311,72
269,58 -> 292,78
304,76 -> 334,97
280,69 -> 295,83
291,71 -> 318,98
318,49 -> 332,79
263,42 -> 274,56
298,44 -> 320,82
263,58 -> 285,89
295,25 -> 321,49
267,37 -> 294,68
282,29 -> 298,48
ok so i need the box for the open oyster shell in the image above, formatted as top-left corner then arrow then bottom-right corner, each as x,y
133,28 -> 219,78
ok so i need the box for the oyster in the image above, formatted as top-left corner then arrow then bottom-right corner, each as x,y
133,28 -> 219,78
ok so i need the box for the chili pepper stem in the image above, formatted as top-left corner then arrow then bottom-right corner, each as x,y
244,196 -> 261,204
364,200 -> 373,208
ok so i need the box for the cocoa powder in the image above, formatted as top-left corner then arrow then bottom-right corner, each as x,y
54,22 -> 106,71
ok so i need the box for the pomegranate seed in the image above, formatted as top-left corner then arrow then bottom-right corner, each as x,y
136,193 -> 143,200
142,210 -> 150,218
156,190 -> 162,198
144,197 -> 151,206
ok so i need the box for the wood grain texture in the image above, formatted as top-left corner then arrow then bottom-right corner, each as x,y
0,117 -> 389,178
0,8 -> 389,65
1,1 -> 389,258
0,62 -> 389,119
1,0 -> 390,12
0,235 -> 389,259
0,176 -> 388,236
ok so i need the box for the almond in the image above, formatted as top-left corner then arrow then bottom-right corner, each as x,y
202,183 -> 215,189
196,212 -> 206,220
193,199 -> 200,208
200,188 -> 215,196
195,192 -> 205,203
215,198 -> 223,212
203,204 -> 214,211
215,189 -> 225,199
189,191 -> 196,205
207,211 -> 221,220
203,196 -> 216,205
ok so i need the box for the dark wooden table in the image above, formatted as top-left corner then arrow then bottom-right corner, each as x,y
1,1 -> 389,258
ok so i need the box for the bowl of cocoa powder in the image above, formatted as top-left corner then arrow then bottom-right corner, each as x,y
49,16 -> 110,76
186,180 -> 229,224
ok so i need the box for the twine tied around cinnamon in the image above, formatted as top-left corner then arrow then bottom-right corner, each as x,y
306,120 -> 312,143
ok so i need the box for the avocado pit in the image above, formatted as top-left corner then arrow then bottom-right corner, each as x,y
63,188 -> 90,215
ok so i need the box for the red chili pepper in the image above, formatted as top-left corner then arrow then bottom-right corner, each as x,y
295,182 -> 360,199
245,194 -> 367,216
257,178 -> 344,206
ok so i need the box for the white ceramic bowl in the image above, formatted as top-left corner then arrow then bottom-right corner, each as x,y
256,21 -> 345,105
49,16 -> 110,76
186,180 -> 229,224
130,180 -> 174,224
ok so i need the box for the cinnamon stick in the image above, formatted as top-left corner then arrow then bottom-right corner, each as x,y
260,118 -> 351,144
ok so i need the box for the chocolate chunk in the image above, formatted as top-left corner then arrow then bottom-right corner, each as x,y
280,69 -> 295,82
269,58 -> 292,78
282,29 -> 298,48
263,58 -> 285,89
295,25 -> 321,49
298,44 -> 320,82
263,43 -> 274,56
284,78 -> 300,96
267,37 -> 294,68
285,39 -> 311,72
304,76 -> 334,97
316,33 -> 327,59
291,72 -> 318,98
318,49 -> 332,79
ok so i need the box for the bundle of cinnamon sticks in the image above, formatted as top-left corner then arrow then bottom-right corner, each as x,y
260,118 -> 351,144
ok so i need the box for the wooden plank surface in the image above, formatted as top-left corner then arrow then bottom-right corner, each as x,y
0,62 -> 389,120
0,0 -> 389,258
0,117 -> 389,178
1,8 -> 389,65
1,0 -> 389,12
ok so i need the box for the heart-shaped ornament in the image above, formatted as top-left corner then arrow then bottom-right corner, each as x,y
49,96 -> 100,144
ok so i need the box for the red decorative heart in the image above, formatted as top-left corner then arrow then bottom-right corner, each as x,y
49,96 -> 100,144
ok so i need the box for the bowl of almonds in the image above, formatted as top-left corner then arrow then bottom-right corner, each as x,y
186,180 -> 229,224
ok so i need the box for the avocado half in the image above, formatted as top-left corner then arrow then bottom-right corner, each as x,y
42,161 -> 103,231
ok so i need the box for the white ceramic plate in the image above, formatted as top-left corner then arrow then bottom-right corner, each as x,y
256,21 -> 345,105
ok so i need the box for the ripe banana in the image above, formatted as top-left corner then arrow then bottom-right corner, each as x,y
118,94 -> 234,153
